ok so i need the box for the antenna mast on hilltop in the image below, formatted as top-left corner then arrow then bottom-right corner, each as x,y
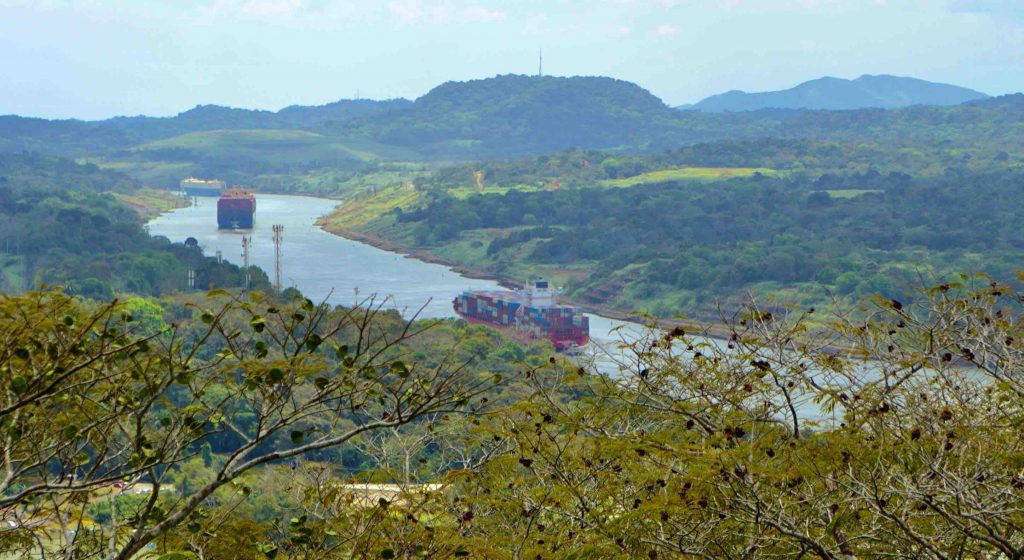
272,224 -> 284,291
241,235 -> 252,291
538,49 -> 543,77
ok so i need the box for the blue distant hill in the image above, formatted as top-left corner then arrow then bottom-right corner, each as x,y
685,74 -> 989,112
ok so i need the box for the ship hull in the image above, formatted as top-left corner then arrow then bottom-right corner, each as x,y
456,312 -> 590,350
217,197 -> 256,229
453,290 -> 589,351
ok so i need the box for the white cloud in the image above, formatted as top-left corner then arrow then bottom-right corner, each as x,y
388,0 -> 423,22
193,0 -> 315,21
464,6 -> 506,22
652,23 -> 679,36
523,13 -> 548,34
387,1 -> 507,24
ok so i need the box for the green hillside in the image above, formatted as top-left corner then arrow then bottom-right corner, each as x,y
0,153 -> 264,297
344,74 -> 688,157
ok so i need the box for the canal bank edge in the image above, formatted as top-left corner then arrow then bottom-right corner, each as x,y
316,222 -> 743,342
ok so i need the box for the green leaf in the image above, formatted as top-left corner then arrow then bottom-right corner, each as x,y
10,376 -> 28,394
390,361 -> 410,378
158,553 -> 199,560
267,368 -> 285,383
335,344 -> 349,358
380,549 -> 396,559
200,312 -> 215,324
256,543 -> 278,559
61,425 -> 78,440
290,430 -> 304,445
314,377 -> 329,390
13,348 -> 29,360
306,333 -> 323,351
250,316 -> 266,333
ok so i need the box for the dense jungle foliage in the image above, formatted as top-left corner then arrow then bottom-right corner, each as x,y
397,169 -> 1024,318
5,279 -> 1024,559
0,154 -> 264,297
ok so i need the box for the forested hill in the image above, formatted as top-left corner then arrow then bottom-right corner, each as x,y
104,98 -> 413,141
343,74 -> 683,156
688,74 -> 989,112
0,98 -> 411,156
1,75 -> 1020,164
0,154 -> 263,297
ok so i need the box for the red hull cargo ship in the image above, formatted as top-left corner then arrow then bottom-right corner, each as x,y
453,280 -> 589,351
217,188 -> 256,229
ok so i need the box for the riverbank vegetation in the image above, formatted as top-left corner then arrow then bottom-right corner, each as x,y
0,153 -> 265,297
320,166 -> 1024,321
4,276 -> 1024,559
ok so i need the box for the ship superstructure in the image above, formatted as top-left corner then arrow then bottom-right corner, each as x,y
180,177 -> 226,197
217,188 -> 256,229
453,280 -> 589,351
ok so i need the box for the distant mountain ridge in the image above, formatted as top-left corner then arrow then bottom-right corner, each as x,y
103,98 -> 413,140
686,75 -> 989,112
0,98 -> 412,154
1,74 -> 1018,166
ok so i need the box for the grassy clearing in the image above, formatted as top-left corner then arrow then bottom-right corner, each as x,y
600,167 -> 777,188
137,129 -> 359,165
823,189 -> 884,198
318,183 -> 423,231
94,160 -> 197,187
114,187 -> 189,218
137,129 -> 420,164
446,183 -> 546,199
251,167 -> 426,199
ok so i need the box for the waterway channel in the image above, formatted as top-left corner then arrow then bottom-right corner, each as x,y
148,194 -> 837,421
147,194 -> 647,354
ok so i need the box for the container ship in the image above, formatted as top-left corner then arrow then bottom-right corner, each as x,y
217,188 -> 256,229
453,280 -> 589,351
180,177 -> 226,197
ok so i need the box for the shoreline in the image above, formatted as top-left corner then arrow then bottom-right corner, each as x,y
318,223 -> 740,340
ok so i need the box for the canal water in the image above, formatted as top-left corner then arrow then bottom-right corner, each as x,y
147,194 -> 646,351
148,194 -> 833,421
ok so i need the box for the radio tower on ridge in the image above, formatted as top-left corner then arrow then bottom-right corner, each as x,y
272,224 -> 284,291
538,49 -> 543,77
241,235 -> 252,291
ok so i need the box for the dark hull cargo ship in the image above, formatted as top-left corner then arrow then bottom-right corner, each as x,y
453,280 -> 589,351
217,188 -> 256,229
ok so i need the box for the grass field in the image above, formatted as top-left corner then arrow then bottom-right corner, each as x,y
115,187 -> 189,218
318,183 -> 423,231
137,129 -> 421,164
600,166 -> 778,188
823,189 -> 884,198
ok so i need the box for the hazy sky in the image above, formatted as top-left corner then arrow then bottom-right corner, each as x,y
2,0 -> 1022,119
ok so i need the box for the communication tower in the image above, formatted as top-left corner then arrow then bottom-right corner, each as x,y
241,235 -> 252,291
272,224 -> 284,291
538,49 -> 543,77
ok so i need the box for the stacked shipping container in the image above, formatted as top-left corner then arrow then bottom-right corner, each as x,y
453,283 -> 589,351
